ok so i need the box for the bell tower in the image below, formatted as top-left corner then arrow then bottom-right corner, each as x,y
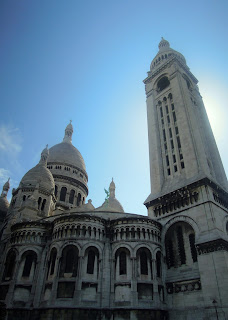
144,38 -> 227,211
143,39 -> 228,319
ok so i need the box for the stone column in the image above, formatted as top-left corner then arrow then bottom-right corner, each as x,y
131,257 -> 137,306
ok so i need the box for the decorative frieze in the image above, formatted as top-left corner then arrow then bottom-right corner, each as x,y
153,188 -> 199,217
196,239 -> 228,255
213,192 -> 228,209
166,279 -> 201,294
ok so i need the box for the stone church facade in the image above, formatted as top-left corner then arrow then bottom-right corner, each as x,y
0,39 -> 228,320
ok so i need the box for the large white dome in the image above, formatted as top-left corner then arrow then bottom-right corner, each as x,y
48,142 -> 86,172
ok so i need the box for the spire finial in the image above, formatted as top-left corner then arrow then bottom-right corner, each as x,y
109,178 -> 116,198
63,121 -> 73,143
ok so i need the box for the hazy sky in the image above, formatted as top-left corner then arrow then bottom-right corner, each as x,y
0,0 -> 228,215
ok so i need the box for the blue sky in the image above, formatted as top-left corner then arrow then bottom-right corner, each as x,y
0,0 -> 228,215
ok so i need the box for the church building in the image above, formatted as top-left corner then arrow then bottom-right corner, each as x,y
0,39 -> 228,320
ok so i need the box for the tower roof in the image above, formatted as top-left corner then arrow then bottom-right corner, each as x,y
150,38 -> 186,71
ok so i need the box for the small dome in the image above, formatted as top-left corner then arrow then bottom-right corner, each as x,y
96,179 -> 124,213
20,148 -> 55,193
48,142 -> 86,172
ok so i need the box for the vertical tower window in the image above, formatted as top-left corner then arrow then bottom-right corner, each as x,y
166,240 -> 174,269
160,107 -> 163,118
163,130 -> 166,142
177,226 -> 186,265
177,136 -> 181,149
169,128 -> 172,138
173,112 -> 177,123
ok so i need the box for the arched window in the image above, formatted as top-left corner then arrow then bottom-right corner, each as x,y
157,76 -> 170,92
77,193 -> 81,206
119,251 -> 127,275
60,187 -> 67,202
87,250 -> 95,274
3,250 -> 16,281
22,251 -> 37,278
165,222 -> 197,269
23,195 -> 26,201
60,246 -> 78,277
140,251 -> 148,275
156,251 -> 162,278
69,189 -> 75,204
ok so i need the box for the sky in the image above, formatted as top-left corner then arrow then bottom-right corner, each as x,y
0,0 -> 228,215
